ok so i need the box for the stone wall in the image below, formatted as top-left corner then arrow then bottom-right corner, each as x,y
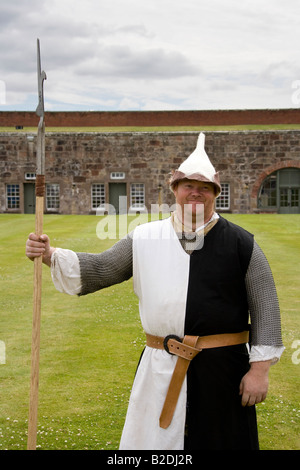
1,130 -> 300,214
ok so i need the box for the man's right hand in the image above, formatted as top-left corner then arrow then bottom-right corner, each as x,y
26,233 -> 55,267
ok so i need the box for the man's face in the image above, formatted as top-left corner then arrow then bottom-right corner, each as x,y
173,179 -> 216,225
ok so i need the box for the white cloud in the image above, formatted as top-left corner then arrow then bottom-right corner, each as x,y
0,0 -> 300,111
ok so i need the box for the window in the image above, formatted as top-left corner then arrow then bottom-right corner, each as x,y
216,183 -> 230,210
6,184 -> 20,209
258,168 -> 300,213
130,183 -> 145,209
92,183 -> 105,210
258,174 -> 277,208
291,188 -> 300,207
25,172 -> 36,180
110,172 -> 125,180
46,184 -> 60,210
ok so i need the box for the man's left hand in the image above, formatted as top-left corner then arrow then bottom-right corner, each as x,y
239,360 -> 271,406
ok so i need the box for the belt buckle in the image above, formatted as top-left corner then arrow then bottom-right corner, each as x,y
163,334 -> 182,355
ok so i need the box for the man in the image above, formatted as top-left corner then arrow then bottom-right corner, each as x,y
26,133 -> 284,450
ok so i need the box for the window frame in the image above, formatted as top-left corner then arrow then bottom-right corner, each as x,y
130,183 -> 145,210
6,184 -> 20,210
91,183 -> 106,210
46,183 -> 60,211
216,183 -> 230,210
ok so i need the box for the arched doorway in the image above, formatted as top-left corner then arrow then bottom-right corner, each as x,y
258,168 -> 300,214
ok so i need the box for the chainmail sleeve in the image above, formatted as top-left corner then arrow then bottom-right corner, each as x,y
245,241 -> 283,347
76,233 -> 133,296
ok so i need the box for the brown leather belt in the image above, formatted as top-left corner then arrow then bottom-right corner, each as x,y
146,331 -> 249,429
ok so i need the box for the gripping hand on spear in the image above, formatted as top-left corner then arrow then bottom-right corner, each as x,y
27,38 -> 47,451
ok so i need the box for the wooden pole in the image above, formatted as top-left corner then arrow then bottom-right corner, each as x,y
27,187 -> 44,450
27,39 -> 46,450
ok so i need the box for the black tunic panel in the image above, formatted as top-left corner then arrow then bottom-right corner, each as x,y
184,217 -> 259,450
184,216 -> 253,336
185,344 -> 259,450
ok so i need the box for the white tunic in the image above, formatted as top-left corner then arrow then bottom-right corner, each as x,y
119,218 -> 190,450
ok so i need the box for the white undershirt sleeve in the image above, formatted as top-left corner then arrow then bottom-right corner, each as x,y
249,345 -> 285,365
51,248 -> 82,295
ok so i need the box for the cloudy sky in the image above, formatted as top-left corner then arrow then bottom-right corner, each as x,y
1,0 -> 300,111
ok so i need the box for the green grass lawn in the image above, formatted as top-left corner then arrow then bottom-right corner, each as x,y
1,124 -> 300,133
0,213 -> 299,450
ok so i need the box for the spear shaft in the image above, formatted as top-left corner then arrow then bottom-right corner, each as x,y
27,38 -> 46,451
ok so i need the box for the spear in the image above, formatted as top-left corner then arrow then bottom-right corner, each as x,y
27,38 -> 47,450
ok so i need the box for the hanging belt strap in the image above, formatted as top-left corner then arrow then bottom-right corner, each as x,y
146,331 -> 249,429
